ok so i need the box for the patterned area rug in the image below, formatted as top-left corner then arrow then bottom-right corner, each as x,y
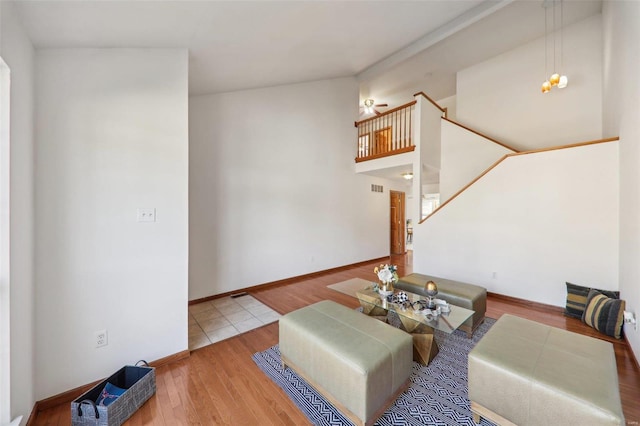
252,317 -> 497,426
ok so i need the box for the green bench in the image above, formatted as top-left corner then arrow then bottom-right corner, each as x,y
395,273 -> 486,337
279,300 -> 412,426
469,314 -> 625,425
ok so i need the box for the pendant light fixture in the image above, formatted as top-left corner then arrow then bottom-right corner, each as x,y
541,0 -> 568,94
550,1 -> 559,87
557,0 -> 568,88
541,0 -> 551,93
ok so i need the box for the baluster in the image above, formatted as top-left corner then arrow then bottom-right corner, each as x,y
369,121 -> 372,156
406,107 -> 409,148
393,111 -> 396,151
383,114 -> 386,153
401,108 -> 404,149
398,110 -> 401,150
409,106 -> 413,146
363,123 -> 367,158
370,120 -> 374,156
358,124 -> 362,159
404,107 -> 408,148
370,120 -> 375,156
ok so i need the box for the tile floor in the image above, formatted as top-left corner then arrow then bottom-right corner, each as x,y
188,294 -> 281,350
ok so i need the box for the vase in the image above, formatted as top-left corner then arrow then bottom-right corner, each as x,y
379,282 -> 394,297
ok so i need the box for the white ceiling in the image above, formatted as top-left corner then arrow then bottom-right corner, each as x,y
8,0 -> 602,101
12,0 -> 491,96
360,0 -> 602,107
10,0 -> 602,183
10,0 -> 602,101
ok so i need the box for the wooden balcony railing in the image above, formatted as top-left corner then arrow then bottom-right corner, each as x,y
355,100 -> 416,162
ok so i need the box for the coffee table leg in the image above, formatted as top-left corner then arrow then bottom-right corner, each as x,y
397,316 -> 439,365
357,293 -> 389,319
360,303 -> 389,318
412,332 -> 439,365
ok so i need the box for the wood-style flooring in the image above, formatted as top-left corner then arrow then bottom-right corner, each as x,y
31,252 -> 640,425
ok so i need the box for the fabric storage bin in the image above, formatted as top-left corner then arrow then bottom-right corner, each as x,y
71,360 -> 155,426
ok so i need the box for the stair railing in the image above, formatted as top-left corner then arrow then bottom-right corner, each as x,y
418,136 -> 619,224
354,100 -> 416,162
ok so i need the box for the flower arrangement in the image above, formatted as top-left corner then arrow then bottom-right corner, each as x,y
374,264 -> 399,285
373,264 -> 398,296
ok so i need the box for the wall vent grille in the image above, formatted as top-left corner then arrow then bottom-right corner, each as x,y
371,184 -> 383,193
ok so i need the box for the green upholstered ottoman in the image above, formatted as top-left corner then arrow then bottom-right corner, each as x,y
279,300 -> 413,426
468,314 -> 625,426
395,273 -> 486,337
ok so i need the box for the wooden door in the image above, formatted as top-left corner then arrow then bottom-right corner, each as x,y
375,127 -> 392,154
390,191 -> 405,255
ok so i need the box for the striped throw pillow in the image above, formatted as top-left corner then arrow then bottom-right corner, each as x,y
565,282 -> 619,319
582,289 -> 625,339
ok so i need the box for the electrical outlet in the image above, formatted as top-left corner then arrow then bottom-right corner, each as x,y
137,208 -> 156,222
624,311 -> 637,331
95,330 -> 108,348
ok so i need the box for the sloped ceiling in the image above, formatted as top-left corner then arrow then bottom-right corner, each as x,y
359,0 -> 601,107
11,0 -> 486,95
11,0 -> 601,105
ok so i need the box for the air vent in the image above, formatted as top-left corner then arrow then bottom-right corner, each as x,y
371,184 -> 383,193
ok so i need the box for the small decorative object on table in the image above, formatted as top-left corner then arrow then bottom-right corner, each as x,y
423,309 -> 437,322
425,280 -> 438,309
395,291 -> 409,304
374,264 -> 399,297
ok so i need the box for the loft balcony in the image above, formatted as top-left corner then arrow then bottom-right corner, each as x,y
354,92 -> 447,221
354,100 -> 416,162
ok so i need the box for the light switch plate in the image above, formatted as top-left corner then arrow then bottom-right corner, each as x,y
137,208 -> 156,222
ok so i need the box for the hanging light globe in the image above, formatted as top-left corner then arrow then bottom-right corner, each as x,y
558,75 -> 568,88
541,80 -> 551,93
550,73 -> 560,86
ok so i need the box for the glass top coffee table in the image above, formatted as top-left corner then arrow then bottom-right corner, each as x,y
356,286 -> 474,365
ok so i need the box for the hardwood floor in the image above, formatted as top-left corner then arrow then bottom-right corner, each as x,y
31,252 -> 640,425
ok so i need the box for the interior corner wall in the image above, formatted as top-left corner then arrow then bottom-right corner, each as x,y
34,48 -> 189,399
189,77 -> 396,300
418,98 -> 442,172
456,14 -> 603,151
413,142 -> 619,307
439,120 -> 513,202
1,1 -> 35,422
603,0 -> 640,361
437,95 -> 456,121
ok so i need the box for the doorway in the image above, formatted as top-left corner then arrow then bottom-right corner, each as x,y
390,191 -> 405,255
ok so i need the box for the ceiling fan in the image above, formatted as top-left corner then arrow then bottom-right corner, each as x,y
360,98 -> 388,116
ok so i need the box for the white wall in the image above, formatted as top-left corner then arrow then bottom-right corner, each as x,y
437,95 -> 456,121
0,1 -> 35,423
413,96 -> 443,221
0,54 -> 11,426
417,96 -> 442,172
603,0 -> 640,361
457,14 -> 603,151
355,151 -> 414,174
414,142 -> 619,307
34,49 -> 189,399
440,119 -> 514,201
189,78 -> 400,300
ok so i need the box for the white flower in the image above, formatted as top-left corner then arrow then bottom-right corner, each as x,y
377,268 -> 393,283
374,264 -> 398,285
